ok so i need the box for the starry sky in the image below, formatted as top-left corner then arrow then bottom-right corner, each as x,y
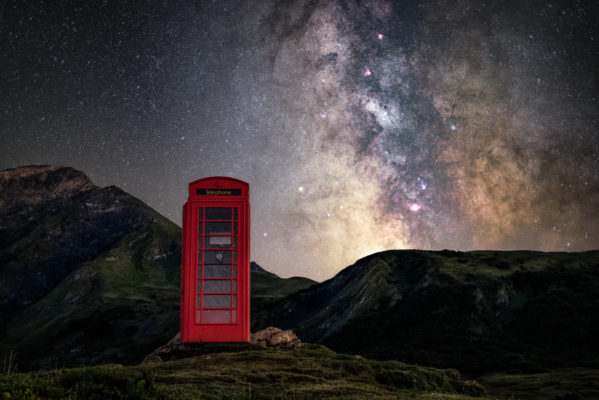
2,0 -> 598,280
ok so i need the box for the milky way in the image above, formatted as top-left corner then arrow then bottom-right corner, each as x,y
2,0 -> 598,279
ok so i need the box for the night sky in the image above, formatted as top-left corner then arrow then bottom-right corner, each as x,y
2,0 -> 598,280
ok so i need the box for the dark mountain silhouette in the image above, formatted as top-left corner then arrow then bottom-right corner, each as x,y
253,249 -> 599,374
0,165 -> 182,369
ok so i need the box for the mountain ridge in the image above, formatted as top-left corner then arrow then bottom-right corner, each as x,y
253,248 -> 599,373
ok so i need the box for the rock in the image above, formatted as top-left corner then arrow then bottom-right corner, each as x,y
143,332 -> 181,364
250,327 -> 302,348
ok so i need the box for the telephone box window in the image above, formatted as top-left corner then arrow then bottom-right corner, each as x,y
203,310 -> 231,324
204,265 -> 231,278
206,222 -> 231,234
205,236 -> 231,248
204,279 -> 231,293
206,207 -> 232,220
203,294 -> 231,308
204,250 -> 232,264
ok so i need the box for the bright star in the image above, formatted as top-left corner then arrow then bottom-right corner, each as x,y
408,203 -> 422,212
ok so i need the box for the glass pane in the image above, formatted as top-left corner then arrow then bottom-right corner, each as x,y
198,221 -> 203,234
232,295 -> 237,307
196,310 -> 201,323
232,310 -> 237,323
232,280 -> 237,292
203,310 -> 230,323
204,279 -> 231,293
205,250 -> 231,264
234,208 -> 238,220
234,222 -> 238,234
197,280 -> 202,292
232,265 -> 237,278
203,294 -> 230,308
197,251 -> 202,263
233,251 -> 237,262
196,295 -> 201,307
204,265 -> 231,278
205,236 -> 231,249
206,221 -> 231,234
198,208 -> 203,219
233,236 -> 237,248
206,208 -> 231,220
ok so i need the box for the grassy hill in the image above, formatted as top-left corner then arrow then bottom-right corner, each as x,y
0,344 -> 488,400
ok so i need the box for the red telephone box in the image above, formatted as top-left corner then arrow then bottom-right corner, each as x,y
181,177 -> 250,342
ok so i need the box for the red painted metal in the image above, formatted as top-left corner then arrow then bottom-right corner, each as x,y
181,177 -> 250,342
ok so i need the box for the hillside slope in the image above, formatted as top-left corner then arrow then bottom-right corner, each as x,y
0,165 -> 182,369
254,249 -> 599,373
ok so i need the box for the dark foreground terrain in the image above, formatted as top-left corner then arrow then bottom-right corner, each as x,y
3,345 -> 597,400
1,344 -> 488,399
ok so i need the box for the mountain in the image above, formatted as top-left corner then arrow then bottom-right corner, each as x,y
253,249 -> 599,374
0,165 -> 314,370
0,165 -> 182,369
250,261 -> 316,331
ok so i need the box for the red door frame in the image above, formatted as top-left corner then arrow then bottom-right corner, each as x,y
181,177 -> 250,342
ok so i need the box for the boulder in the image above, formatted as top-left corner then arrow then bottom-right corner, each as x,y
250,327 -> 302,348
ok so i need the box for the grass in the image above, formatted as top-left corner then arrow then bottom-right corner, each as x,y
479,368 -> 599,400
0,345 -> 488,399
